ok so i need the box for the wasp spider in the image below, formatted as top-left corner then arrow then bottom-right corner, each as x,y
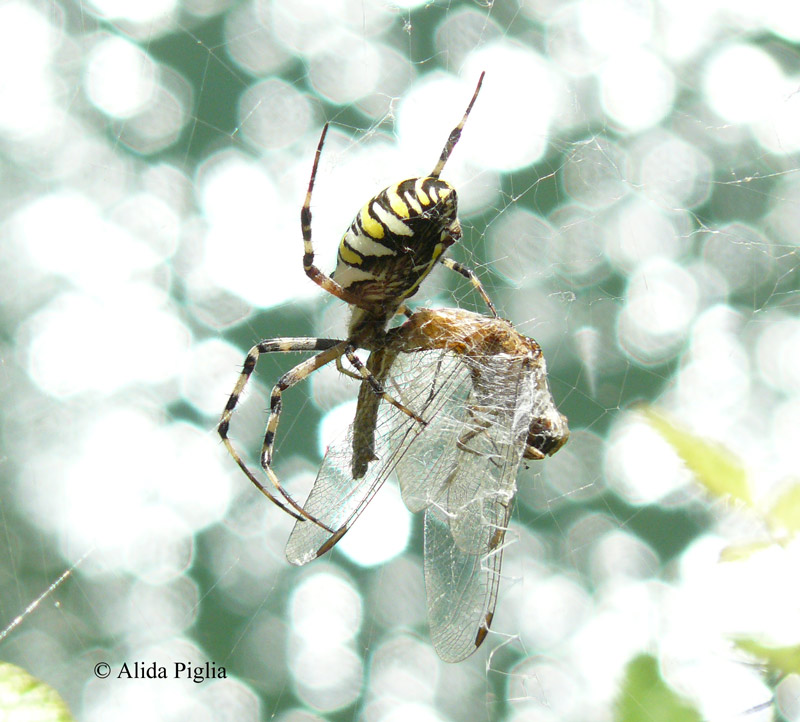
219,74 -> 496,525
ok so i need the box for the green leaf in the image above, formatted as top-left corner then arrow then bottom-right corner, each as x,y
734,637 -> 800,677
0,662 -> 75,722
615,654 -> 702,722
765,480 -> 800,534
719,540 -> 775,562
642,407 -> 752,506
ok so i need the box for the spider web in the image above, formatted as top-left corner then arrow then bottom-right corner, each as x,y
1,0 -> 799,720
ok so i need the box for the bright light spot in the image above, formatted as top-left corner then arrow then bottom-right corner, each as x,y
308,32 -> 382,103
272,0 -> 351,55
113,191 -> 182,259
777,675 -> 800,720
674,305 -> 751,428
24,288 -> 189,397
0,2 -> 57,68
182,273 -> 254,331
153,422 -> 235,530
604,197 -> 685,272
201,152 -> 279,227
638,133 -> 713,209
388,0 -> 429,8
0,1 -> 61,137
368,636 -> 439,702
516,575 -> 591,649
573,325 -> 602,395
289,571 -> 364,710
754,78 -> 800,154
569,587 -> 664,706
23,288 -> 190,396
290,570 -> 362,645
579,0 -> 653,56
115,71 -> 190,154
488,207 -> 557,286
550,205 -> 611,288
18,408 -> 227,572
121,578 -> 200,641
337,480 -> 411,567
562,137 -> 628,208
367,559 -> 427,631
701,223 -> 774,292
182,338 -> 247,417
506,657 -> 582,719
199,678 -> 261,722
668,538 -> 797,718
122,506 -> 193,582
590,529 -> 659,585
319,400 -> 358,456
765,2 -> 800,43
290,642 -> 363,712
773,398 -> 800,478
704,43 -> 785,124
600,49 -> 675,131
682,539 -> 800,643
14,192 -> 161,292
463,44 -> 562,171
618,259 -> 698,363
86,0 -> 178,23
435,8 -> 503,72
545,3 -> 607,77
765,175 -> 800,247
238,78 -> 312,149
224,1 -> 291,76
235,614 -> 291,696
380,703 -> 444,722
85,35 -> 157,118
200,152 -> 315,308
756,316 -> 800,394
604,413 -> 692,504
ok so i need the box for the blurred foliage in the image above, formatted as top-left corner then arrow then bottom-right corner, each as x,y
614,654 -> 701,722
644,406 -> 800,564
0,661 -> 75,722
734,638 -> 800,678
641,407 -> 751,505
765,481 -> 800,536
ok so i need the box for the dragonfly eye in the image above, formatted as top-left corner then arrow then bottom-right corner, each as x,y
525,412 -> 570,458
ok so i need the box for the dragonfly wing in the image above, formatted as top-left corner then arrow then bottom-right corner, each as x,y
445,352 -> 538,554
285,351 -> 432,565
417,351 -> 538,660
392,350 -> 475,513
423,498 -> 511,663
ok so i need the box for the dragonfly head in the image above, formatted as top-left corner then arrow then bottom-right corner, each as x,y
524,411 -> 570,459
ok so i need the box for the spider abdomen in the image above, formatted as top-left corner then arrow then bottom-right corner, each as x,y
332,177 -> 460,315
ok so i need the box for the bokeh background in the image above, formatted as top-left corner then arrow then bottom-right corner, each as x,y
2,0 -> 800,720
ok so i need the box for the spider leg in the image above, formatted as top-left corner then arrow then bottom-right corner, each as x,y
335,355 -> 363,381
429,71 -> 485,179
218,337 -> 346,529
344,344 -> 427,426
301,124 -> 374,310
259,341 -> 353,473
439,257 -> 498,317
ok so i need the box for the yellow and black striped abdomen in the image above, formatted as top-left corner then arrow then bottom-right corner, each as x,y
331,177 -> 462,315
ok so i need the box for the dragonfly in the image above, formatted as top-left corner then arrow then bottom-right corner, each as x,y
285,306 -> 569,662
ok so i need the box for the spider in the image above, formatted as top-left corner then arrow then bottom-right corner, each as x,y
219,74 -> 497,526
